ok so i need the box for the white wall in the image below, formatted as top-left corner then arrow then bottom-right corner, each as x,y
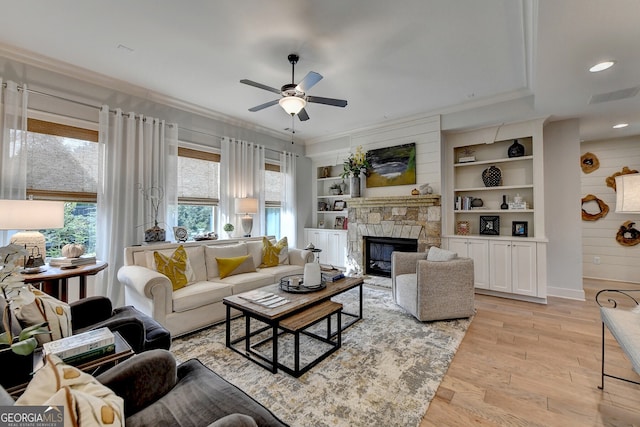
581,136 -> 640,283
543,119 -> 584,300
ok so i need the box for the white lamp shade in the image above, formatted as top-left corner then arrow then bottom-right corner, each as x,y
0,199 -> 65,230
616,174 -> 640,213
235,198 -> 258,215
279,96 -> 306,115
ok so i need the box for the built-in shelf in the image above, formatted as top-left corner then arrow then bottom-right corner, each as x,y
454,184 -> 534,192
454,155 -> 534,167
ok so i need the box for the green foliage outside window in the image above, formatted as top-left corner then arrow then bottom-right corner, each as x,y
41,202 -> 97,257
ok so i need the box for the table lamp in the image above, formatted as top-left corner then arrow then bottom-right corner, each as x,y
0,199 -> 65,272
616,174 -> 640,213
235,198 -> 258,237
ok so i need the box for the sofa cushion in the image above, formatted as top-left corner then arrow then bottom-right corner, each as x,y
154,245 -> 191,291
260,237 -> 288,267
245,240 -> 264,268
257,265 -> 306,283
172,281 -> 233,313
205,244 -> 248,280
216,255 -> 256,279
214,273 -> 276,295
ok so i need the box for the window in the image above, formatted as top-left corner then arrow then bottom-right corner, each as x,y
265,164 -> 282,239
26,119 -> 98,257
177,147 -> 220,239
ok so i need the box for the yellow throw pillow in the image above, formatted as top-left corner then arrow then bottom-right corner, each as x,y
260,236 -> 288,268
154,245 -> 189,291
216,255 -> 256,279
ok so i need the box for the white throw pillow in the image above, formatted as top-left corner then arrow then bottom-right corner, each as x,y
427,246 -> 458,262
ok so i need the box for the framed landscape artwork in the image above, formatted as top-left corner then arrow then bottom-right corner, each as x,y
365,142 -> 416,188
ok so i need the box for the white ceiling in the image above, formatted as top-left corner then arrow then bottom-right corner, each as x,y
0,0 -> 638,143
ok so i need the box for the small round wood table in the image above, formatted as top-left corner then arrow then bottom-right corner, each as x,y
22,261 -> 108,302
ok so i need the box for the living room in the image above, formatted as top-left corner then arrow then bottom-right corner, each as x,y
1,1 -> 640,425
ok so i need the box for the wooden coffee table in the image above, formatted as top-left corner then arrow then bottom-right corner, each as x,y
223,276 -> 364,375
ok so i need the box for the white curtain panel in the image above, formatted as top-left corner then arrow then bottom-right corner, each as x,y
280,151 -> 297,247
0,79 -> 28,245
219,137 -> 265,237
97,106 -> 178,304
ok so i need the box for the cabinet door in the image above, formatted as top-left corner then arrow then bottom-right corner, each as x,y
326,231 -> 347,268
489,240 -> 512,293
467,240 -> 490,290
511,241 -> 537,296
448,238 -> 489,290
306,230 -> 329,264
447,238 -> 468,257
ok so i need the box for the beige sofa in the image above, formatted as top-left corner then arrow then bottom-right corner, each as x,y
117,237 -> 313,336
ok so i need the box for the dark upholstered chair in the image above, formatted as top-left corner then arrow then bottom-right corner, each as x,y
0,349 -> 286,427
1,295 -> 171,354
70,296 -> 171,353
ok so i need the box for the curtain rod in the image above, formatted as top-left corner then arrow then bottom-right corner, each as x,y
3,82 -> 299,157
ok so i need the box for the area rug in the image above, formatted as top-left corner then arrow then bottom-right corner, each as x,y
171,286 -> 471,427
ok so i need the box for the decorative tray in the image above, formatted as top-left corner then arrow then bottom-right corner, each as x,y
279,274 -> 326,293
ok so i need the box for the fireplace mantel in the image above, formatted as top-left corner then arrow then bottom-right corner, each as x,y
347,195 -> 440,208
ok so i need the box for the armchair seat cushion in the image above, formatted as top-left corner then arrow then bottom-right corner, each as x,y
97,350 -> 287,427
172,281 -> 233,313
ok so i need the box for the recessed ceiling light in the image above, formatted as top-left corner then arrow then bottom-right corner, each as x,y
613,123 -> 629,129
589,61 -> 615,72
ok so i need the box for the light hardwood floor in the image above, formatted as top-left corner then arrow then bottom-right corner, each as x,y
421,279 -> 640,427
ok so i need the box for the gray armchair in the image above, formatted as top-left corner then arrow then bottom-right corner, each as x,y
391,251 -> 475,321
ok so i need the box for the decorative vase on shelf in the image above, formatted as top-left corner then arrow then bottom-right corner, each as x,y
471,198 -> 483,208
501,195 -> 509,210
339,180 -> 347,194
350,176 -> 361,198
508,139 -> 525,158
482,166 -> 502,187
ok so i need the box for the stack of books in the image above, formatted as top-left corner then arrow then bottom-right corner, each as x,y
49,255 -> 97,268
43,327 -> 115,365
321,267 -> 344,282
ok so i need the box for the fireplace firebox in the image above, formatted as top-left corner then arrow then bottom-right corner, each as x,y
364,236 -> 418,277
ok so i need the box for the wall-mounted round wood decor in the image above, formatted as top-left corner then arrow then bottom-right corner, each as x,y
581,194 -> 609,221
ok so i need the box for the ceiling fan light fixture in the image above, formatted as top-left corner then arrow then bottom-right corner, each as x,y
279,96 -> 306,115
589,60 -> 616,72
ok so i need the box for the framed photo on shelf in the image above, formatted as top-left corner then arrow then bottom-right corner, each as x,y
480,216 -> 500,235
333,200 -> 345,211
456,221 -> 470,235
334,216 -> 345,229
317,201 -> 327,212
512,221 -> 528,237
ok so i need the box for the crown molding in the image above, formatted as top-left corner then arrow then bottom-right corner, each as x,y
0,43 -> 294,143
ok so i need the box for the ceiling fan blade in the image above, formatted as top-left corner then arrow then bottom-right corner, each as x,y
240,79 -> 281,95
296,71 -> 323,92
297,108 -> 310,121
307,96 -> 348,108
248,99 -> 279,112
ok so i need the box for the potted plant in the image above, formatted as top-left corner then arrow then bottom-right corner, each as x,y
0,244 -> 50,388
329,183 -> 342,195
223,223 -> 234,238
139,185 -> 166,243
340,145 -> 370,198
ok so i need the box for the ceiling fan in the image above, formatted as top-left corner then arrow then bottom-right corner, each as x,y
240,53 -> 347,121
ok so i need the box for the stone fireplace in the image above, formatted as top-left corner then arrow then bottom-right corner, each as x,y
347,195 -> 441,273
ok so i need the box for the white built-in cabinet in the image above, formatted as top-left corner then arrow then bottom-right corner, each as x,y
304,228 -> 347,268
443,119 -> 548,303
446,238 -> 490,290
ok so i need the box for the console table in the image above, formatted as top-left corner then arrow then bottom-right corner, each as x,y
22,261 -> 108,302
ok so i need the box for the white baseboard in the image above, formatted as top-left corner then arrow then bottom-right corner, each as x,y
547,286 -> 585,301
